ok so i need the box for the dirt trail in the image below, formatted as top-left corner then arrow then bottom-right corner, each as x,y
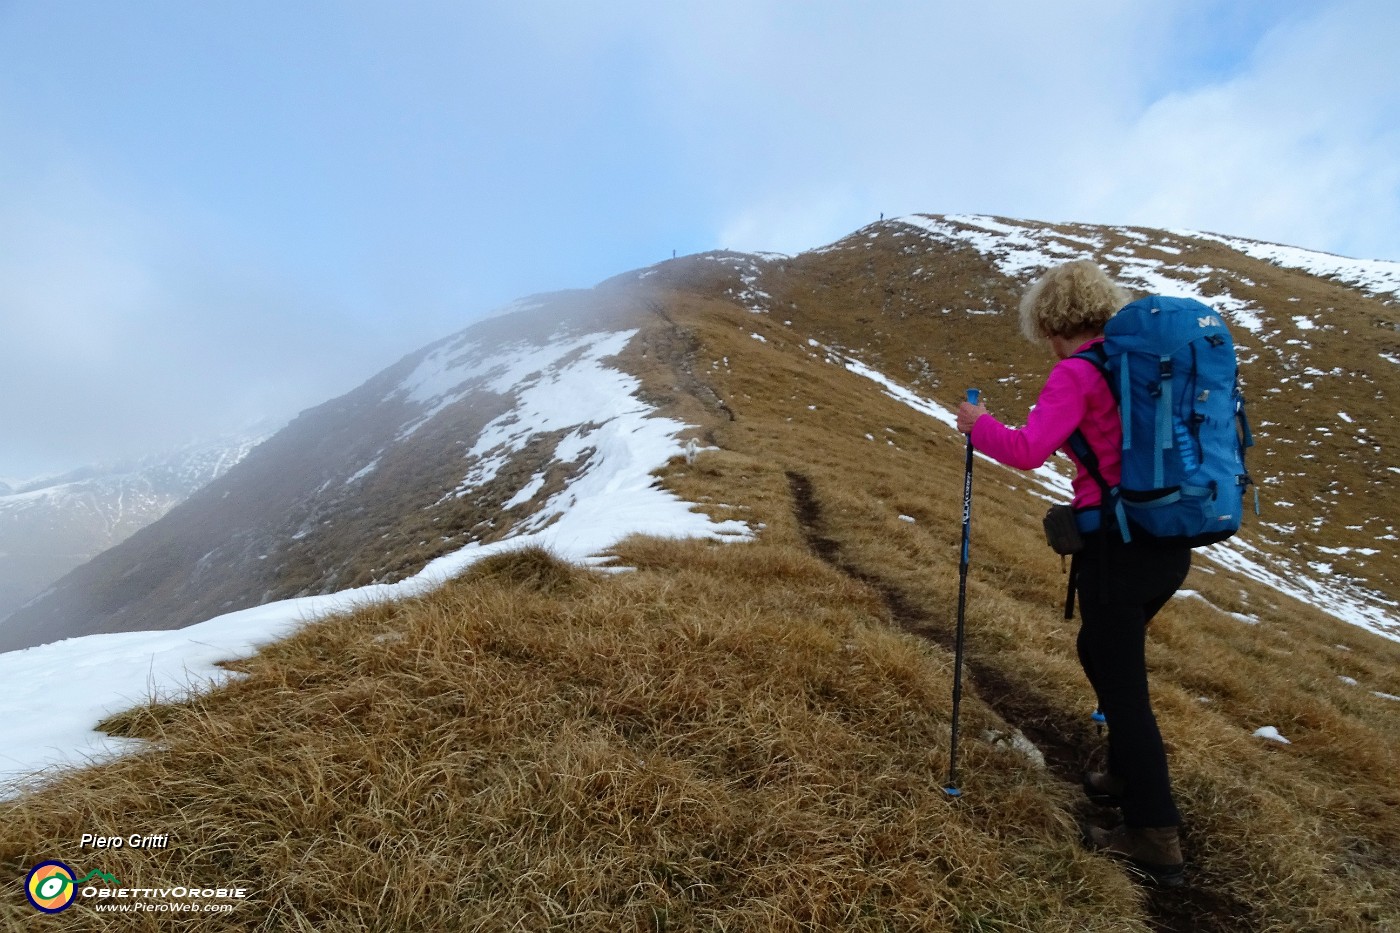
784,470 -> 1260,933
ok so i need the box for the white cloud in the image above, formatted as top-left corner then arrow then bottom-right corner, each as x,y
0,215 -> 159,365
2,0 -> 1396,478
646,2 -> 1159,251
604,0 -> 1400,262
0,145 -> 375,475
717,190 -> 870,256
1074,0 -> 1400,259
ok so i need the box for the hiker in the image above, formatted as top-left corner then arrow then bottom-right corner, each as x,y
954,260 -> 1189,887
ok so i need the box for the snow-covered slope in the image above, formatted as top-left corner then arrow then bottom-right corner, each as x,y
1177,229 -> 1400,301
0,324 -> 746,795
834,342 -> 1398,643
879,214 -> 1399,634
0,289 -> 715,652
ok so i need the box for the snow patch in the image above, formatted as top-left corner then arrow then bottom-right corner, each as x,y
0,327 -> 750,798
346,459 -> 379,485
1178,231 -> 1400,299
504,472 -> 547,508
820,345 -> 1074,504
983,729 -> 1046,769
1174,590 -> 1259,625
897,214 -> 1270,335
1201,536 -> 1399,643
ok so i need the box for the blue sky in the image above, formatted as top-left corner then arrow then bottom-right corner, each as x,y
2,0 -> 1397,478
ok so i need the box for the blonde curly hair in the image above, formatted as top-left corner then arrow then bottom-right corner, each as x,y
1018,261 -> 1130,343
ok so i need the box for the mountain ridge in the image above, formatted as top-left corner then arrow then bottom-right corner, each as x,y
3,213 -> 1399,930
3,212 -> 1397,653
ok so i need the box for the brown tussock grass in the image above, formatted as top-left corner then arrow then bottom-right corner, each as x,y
634,288 -> 1400,931
1,543 -> 1146,932
741,446 -> 1400,931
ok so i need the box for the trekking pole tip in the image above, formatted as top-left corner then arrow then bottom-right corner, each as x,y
942,784 -> 963,798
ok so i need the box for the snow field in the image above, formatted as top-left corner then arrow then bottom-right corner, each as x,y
0,327 -> 750,798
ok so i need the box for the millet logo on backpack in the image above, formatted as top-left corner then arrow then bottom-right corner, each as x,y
1197,315 -> 1224,328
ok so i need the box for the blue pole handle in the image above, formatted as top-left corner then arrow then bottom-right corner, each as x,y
966,388 -> 980,405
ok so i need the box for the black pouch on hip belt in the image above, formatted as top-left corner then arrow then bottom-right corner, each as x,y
1043,504 -> 1083,556
1044,505 -> 1089,620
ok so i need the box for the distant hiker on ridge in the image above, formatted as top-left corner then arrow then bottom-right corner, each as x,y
955,260 -> 1191,887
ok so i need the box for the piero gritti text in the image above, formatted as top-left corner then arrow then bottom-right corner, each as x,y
80,832 -> 172,850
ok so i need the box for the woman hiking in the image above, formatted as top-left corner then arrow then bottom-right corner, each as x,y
954,260 -> 1190,888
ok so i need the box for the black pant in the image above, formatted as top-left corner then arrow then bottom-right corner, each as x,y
1075,534 -> 1191,828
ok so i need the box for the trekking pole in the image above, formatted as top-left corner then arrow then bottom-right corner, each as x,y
944,387 -> 979,798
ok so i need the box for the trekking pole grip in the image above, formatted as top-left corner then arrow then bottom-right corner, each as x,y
960,388 -> 978,564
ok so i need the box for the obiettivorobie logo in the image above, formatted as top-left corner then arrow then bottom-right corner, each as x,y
25,862 -> 120,914
23,861 -> 248,914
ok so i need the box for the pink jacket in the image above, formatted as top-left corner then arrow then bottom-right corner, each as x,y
969,338 -> 1121,508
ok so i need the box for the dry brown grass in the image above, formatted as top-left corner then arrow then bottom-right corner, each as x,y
647,273 -> 1400,931
2,543 -> 1144,931
616,261 -> 1400,930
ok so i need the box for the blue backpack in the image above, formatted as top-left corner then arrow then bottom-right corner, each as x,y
1070,295 -> 1256,547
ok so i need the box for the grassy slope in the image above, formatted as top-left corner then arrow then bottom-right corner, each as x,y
4,227 -> 1400,931
1,543 -> 1143,932
640,273 -> 1400,932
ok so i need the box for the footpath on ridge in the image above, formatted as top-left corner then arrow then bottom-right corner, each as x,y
784,468 -> 1259,933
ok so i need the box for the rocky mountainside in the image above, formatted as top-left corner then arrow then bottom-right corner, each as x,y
0,432 -> 268,627
2,213 -> 1396,653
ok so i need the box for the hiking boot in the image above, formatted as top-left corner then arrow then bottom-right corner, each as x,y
1085,823 -> 1186,888
1082,771 -> 1125,807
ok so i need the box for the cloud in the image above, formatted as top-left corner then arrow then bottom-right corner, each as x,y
1073,0 -> 1400,259
1,0 -> 1396,479
606,1 -> 1399,262
0,145 -> 393,477
717,191 -> 873,257
616,3 -> 1161,233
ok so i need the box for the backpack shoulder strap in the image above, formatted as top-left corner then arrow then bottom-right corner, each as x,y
1069,343 -> 1113,394
1066,345 -> 1113,495
1065,345 -> 1130,543
1067,430 -> 1111,501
